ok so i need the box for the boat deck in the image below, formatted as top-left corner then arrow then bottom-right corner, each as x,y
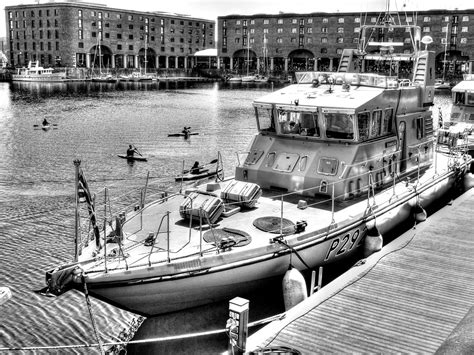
77,151 -> 459,274
246,187 -> 474,353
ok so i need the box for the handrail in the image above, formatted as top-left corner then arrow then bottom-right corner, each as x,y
148,212 -> 170,266
338,148 -> 402,179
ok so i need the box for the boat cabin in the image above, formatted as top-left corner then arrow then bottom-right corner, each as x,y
16,61 -> 54,76
449,74 -> 474,126
236,51 -> 436,201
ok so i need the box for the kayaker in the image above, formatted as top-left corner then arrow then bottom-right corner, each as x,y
182,126 -> 191,137
126,145 -> 138,158
190,161 -> 202,174
42,118 -> 49,126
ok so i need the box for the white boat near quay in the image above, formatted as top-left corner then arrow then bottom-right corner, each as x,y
12,61 -> 68,82
41,16 -> 472,316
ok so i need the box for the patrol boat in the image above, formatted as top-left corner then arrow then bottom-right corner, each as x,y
41,19 -> 471,316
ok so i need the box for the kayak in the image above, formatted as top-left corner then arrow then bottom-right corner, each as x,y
42,124 -> 51,131
167,132 -> 199,137
175,167 -> 223,181
117,154 -> 148,162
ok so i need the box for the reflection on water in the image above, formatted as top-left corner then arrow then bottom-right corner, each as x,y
0,80 -> 453,353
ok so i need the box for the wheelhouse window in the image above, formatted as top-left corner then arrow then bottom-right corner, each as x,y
357,108 -> 395,141
324,111 -> 354,140
277,109 -> 320,137
254,105 -> 275,132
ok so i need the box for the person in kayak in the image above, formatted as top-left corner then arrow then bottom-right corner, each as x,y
126,145 -> 138,158
42,118 -> 49,126
190,161 -> 202,174
182,126 -> 191,138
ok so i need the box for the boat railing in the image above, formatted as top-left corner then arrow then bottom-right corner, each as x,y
82,146 -> 463,272
338,149 -> 402,180
295,71 -> 400,89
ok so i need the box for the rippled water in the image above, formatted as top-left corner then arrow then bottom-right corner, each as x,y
0,80 -> 279,354
0,80 -> 453,354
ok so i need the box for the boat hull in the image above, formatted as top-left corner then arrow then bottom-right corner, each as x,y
80,168 -> 464,316
117,154 -> 148,162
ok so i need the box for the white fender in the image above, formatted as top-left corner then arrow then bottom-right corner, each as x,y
282,266 -> 307,311
363,226 -> 383,257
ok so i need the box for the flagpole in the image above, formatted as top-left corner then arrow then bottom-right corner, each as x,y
74,159 -> 81,262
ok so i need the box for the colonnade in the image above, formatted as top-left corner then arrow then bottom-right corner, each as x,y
84,53 -> 195,69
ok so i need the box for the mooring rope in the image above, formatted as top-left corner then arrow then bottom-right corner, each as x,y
82,275 -> 105,355
0,313 -> 285,352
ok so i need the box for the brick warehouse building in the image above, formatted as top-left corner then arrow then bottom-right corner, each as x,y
217,9 -> 474,79
4,0 -> 215,71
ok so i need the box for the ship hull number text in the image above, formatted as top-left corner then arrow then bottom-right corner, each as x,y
324,226 -> 367,261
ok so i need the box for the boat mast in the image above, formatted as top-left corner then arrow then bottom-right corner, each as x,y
247,38 -> 250,76
443,22 -> 449,81
262,34 -> 267,75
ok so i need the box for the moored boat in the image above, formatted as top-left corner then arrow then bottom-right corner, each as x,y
12,61 -> 68,82
439,73 -> 474,158
434,79 -> 452,90
40,15 -> 472,316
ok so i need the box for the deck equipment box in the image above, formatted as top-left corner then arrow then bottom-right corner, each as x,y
179,191 -> 224,224
220,180 -> 262,209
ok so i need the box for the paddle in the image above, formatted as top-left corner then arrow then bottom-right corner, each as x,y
132,144 -> 143,157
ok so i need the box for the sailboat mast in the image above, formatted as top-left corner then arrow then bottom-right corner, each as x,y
144,33 -> 147,74
247,38 -> 250,76
443,23 -> 449,80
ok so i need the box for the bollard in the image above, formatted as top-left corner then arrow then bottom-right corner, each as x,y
227,297 -> 249,355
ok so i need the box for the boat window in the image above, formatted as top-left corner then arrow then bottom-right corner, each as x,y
299,156 -> 308,171
324,112 -> 354,140
454,92 -> 465,105
370,110 -> 383,138
467,93 -> 474,106
300,112 -> 320,137
416,117 -> 425,139
273,153 -> 300,172
317,157 -> 338,175
255,106 -> 275,132
357,111 -> 370,141
382,108 -> 395,135
278,110 -> 301,134
265,152 -> 276,167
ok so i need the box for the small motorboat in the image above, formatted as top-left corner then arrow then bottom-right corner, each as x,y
117,155 -> 148,162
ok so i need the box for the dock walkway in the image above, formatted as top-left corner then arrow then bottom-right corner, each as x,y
246,188 -> 474,354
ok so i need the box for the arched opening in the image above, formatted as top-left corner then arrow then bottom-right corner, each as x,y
232,49 -> 257,74
288,49 -> 315,71
138,47 -> 157,70
90,45 -> 113,70
435,50 -> 470,81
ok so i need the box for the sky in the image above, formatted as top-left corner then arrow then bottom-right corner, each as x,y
1,0 -> 474,37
